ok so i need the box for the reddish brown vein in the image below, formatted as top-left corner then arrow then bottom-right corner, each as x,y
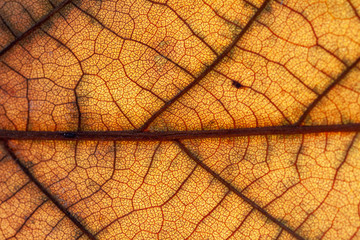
138,0 -> 271,131
0,123 -> 359,141
0,0 -> 73,57
7,199 -> 48,239
147,0 -> 219,56
175,140 -> 305,240
297,133 -> 358,236
2,141 -> 97,240
296,57 -> 360,125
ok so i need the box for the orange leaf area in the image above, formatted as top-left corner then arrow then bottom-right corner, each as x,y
1,0 -> 360,239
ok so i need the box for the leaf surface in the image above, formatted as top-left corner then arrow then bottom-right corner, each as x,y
1,0 -> 360,239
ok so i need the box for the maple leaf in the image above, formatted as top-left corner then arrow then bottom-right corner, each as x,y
1,0 -> 360,239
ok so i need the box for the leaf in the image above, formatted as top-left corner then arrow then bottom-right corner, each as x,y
0,0 -> 360,239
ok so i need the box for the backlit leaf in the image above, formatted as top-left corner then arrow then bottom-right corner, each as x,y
1,0 -> 360,239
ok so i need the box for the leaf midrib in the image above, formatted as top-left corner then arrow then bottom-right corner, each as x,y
1,123 -> 360,141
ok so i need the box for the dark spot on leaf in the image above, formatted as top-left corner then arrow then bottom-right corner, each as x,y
232,80 -> 243,89
63,132 -> 77,138
265,4 -> 272,12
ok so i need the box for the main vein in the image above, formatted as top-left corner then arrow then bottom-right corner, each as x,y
1,124 -> 359,141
